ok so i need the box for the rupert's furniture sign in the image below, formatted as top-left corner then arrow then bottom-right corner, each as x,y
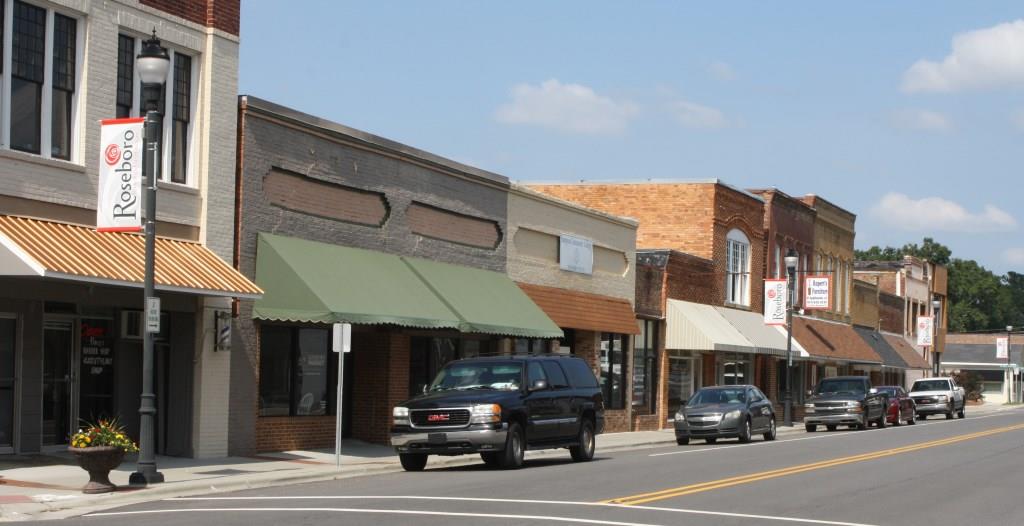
96,118 -> 145,232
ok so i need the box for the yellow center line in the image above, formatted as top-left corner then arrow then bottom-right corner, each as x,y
603,422 -> 1024,506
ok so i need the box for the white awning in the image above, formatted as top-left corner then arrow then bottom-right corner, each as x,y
715,306 -> 809,358
665,300 -> 755,354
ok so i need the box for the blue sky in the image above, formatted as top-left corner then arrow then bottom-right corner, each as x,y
240,2 -> 1024,274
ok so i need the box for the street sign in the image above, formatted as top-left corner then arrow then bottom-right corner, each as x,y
333,322 -> 352,469
332,323 -> 351,353
804,275 -> 831,310
145,297 -> 160,333
996,337 -> 1008,360
763,279 -> 787,326
916,316 -> 934,346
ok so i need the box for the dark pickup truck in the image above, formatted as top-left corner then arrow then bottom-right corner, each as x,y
390,355 -> 605,471
803,376 -> 888,432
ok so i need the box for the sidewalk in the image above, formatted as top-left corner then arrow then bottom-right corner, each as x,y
1,404 -> 1013,521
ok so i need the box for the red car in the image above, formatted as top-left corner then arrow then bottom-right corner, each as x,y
876,386 -> 916,425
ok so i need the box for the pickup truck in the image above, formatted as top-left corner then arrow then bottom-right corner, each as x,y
909,377 -> 966,420
803,376 -> 888,432
390,355 -> 605,471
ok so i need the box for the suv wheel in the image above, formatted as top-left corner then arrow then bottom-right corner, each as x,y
945,404 -> 954,420
570,420 -> 595,462
805,424 -> 817,432
399,453 -> 428,472
499,422 -> 525,469
738,418 -> 752,443
957,403 -> 966,419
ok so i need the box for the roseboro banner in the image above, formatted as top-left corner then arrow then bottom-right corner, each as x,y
764,279 -> 787,326
804,275 -> 831,310
97,117 -> 145,232
916,316 -> 934,347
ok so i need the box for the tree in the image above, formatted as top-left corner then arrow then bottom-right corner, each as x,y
854,237 -> 951,265
946,259 -> 1004,332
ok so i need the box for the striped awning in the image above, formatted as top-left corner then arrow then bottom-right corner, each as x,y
0,215 -> 262,298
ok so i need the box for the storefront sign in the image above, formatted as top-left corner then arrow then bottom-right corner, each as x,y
763,279 -> 787,326
804,275 -> 831,310
97,117 -> 145,232
80,319 -> 114,420
559,235 -> 593,275
916,316 -> 934,346
997,337 -> 1008,360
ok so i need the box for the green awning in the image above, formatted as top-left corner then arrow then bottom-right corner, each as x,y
252,233 -> 563,338
403,257 -> 564,338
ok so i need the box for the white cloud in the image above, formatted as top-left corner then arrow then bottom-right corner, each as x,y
871,193 -> 1017,233
902,19 -> 1024,93
494,79 -> 638,135
890,109 -> 953,132
1005,248 -> 1024,265
708,61 -> 737,81
1012,109 -> 1024,131
667,100 -> 731,129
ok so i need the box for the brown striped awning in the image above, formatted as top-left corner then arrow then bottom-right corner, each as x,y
0,215 -> 262,298
517,282 -> 639,335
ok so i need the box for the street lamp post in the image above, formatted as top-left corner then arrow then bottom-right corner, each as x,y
1007,326 -> 1013,404
129,31 -> 169,487
783,249 -> 799,428
932,299 -> 942,377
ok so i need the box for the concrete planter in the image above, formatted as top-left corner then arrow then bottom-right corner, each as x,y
69,446 -> 126,494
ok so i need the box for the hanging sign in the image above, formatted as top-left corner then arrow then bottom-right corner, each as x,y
764,279 -> 787,326
97,117 -> 145,232
803,275 -> 831,310
916,316 -> 934,347
996,337 -> 1008,360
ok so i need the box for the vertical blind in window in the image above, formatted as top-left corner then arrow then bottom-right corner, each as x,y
11,1 -> 46,154
171,53 -> 191,184
116,35 -> 134,118
50,13 -> 75,160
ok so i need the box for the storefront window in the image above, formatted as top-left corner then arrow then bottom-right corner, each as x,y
601,333 -> 627,409
258,325 -> 334,417
514,338 -> 550,354
409,337 -> 494,396
633,320 -> 658,412
667,350 -> 699,417
0,317 -> 15,450
719,353 -> 750,385
777,360 -> 807,404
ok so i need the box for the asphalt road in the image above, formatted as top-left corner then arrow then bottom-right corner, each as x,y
43,409 -> 1024,526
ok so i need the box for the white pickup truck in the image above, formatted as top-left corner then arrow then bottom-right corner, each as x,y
909,377 -> 966,420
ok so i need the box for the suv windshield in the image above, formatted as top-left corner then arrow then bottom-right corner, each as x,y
816,379 -> 866,396
912,380 -> 950,392
688,388 -> 746,405
429,362 -> 523,392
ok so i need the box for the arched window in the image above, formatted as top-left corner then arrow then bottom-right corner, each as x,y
726,229 -> 751,306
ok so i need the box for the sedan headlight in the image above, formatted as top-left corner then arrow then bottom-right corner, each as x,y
393,406 -> 410,426
470,403 -> 501,424
724,409 -> 742,420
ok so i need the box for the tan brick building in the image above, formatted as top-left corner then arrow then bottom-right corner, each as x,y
802,195 -> 856,323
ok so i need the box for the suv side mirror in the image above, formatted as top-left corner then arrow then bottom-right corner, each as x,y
529,379 -> 549,392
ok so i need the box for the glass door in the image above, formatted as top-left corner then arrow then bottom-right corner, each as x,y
667,353 -> 695,418
0,317 -> 16,453
42,321 -> 75,447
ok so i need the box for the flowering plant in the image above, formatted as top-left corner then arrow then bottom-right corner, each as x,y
70,419 -> 139,453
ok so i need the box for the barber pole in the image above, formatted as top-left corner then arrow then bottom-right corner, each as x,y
97,118 -> 145,232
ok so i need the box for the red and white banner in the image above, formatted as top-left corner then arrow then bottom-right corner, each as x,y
764,279 -> 787,326
97,118 -> 145,232
916,316 -> 934,347
996,337 -> 1008,360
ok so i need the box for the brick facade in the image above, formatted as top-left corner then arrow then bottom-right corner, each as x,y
802,195 -> 856,323
748,189 -> 815,294
142,0 -> 240,35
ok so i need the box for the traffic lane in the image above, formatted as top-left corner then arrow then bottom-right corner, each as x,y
42,410 -> 1024,525
78,496 -> 885,526
606,418 -> 1024,526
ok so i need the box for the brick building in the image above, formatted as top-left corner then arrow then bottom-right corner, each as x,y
232,98 -> 567,452
530,181 -> 797,428
0,0 -> 256,457
802,195 -> 856,324
506,186 -> 640,432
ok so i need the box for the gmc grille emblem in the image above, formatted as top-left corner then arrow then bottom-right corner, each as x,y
427,413 -> 450,422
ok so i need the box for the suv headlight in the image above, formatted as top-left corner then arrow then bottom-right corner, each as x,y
393,406 -> 410,426
471,404 -> 501,424
804,403 -> 815,413
845,401 -> 861,408
937,395 -> 948,402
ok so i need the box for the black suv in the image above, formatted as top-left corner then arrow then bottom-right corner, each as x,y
390,355 -> 605,471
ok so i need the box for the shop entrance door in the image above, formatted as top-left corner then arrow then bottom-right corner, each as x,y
667,354 -> 696,419
0,317 -> 16,453
42,321 -> 76,448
